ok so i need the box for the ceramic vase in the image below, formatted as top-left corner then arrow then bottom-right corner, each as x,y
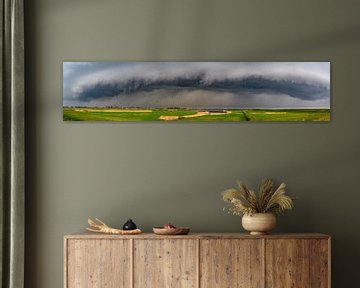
242,213 -> 276,235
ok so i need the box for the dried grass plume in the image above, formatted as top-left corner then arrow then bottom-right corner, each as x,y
222,178 -> 294,216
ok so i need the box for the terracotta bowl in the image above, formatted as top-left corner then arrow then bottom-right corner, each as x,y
153,227 -> 190,235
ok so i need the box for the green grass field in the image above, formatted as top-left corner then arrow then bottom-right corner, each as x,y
63,107 -> 330,122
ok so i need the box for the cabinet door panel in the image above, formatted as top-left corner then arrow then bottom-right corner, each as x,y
66,239 -> 131,288
310,239 -> 329,288
200,239 -> 264,288
265,239 -> 310,288
134,239 -> 198,288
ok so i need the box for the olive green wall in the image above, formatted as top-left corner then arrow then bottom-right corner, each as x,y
25,0 -> 360,287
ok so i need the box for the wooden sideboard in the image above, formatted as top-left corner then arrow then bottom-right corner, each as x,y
64,233 -> 330,288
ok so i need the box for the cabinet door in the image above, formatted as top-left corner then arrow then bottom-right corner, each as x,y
134,239 -> 198,288
266,239 -> 310,288
66,239 -> 131,288
200,239 -> 264,288
309,239 -> 330,288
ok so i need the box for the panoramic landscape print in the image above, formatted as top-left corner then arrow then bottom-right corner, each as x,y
63,62 -> 330,122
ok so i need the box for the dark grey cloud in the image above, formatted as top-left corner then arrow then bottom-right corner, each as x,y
63,62 -> 330,108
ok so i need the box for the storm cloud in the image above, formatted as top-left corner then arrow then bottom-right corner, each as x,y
63,62 -> 330,108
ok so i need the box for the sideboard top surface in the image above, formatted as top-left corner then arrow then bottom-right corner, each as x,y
64,232 -> 330,240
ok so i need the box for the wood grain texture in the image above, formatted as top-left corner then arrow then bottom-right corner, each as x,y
64,239 -> 68,288
64,234 -> 331,288
65,233 -> 330,240
310,239 -> 330,288
200,239 -> 264,288
265,239 -> 310,288
66,239 -> 131,288
133,239 -> 197,288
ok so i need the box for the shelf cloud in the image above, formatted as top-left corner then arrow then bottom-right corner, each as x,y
63,62 -> 330,108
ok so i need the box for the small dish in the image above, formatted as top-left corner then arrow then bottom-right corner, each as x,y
153,227 -> 190,235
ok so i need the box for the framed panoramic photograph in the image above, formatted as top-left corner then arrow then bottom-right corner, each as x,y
63,62 -> 330,122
